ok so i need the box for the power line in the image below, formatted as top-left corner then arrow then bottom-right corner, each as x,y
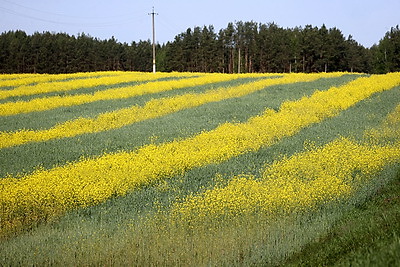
157,14 -> 183,38
0,6 -> 147,28
0,0 -> 137,20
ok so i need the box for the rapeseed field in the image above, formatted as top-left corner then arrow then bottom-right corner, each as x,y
0,71 -> 399,266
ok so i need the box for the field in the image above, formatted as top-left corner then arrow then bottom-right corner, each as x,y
0,71 -> 400,266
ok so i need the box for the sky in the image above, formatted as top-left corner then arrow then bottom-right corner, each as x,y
1,0 -> 399,48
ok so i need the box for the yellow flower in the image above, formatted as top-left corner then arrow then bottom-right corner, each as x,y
0,72 -> 340,148
1,72 -> 399,236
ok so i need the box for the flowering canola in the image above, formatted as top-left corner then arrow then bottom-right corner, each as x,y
171,138 -> 400,221
1,73 -> 398,235
0,71 -> 199,100
0,73 -> 342,148
171,84 -> 400,222
0,71 -> 124,88
0,74 -> 241,116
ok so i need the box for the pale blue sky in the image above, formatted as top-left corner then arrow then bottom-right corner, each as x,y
1,0 -> 399,48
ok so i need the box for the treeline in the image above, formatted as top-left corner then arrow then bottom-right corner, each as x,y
0,31 -> 155,73
1,22 -> 399,74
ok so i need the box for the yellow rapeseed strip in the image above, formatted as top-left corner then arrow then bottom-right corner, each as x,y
0,71 -> 200,100
365,103 -> 400,142
0,74 -> 242,116
0,73 -> 342,148
171,88 -> 400,222
0,73 -> 43,82
171,139 -> 400,221
0,73 -> 398,235
0,71 -> 124,88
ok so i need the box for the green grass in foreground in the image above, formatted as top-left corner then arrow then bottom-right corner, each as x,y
283,171 -> 400,267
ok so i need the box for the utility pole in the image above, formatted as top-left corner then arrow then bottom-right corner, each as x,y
149,7 -> 158,73
238,47 -> 241,73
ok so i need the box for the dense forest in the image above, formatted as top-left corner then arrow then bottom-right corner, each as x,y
1,22 -> 399,74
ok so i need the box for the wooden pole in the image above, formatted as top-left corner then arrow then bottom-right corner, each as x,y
149,7 -> 158,73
